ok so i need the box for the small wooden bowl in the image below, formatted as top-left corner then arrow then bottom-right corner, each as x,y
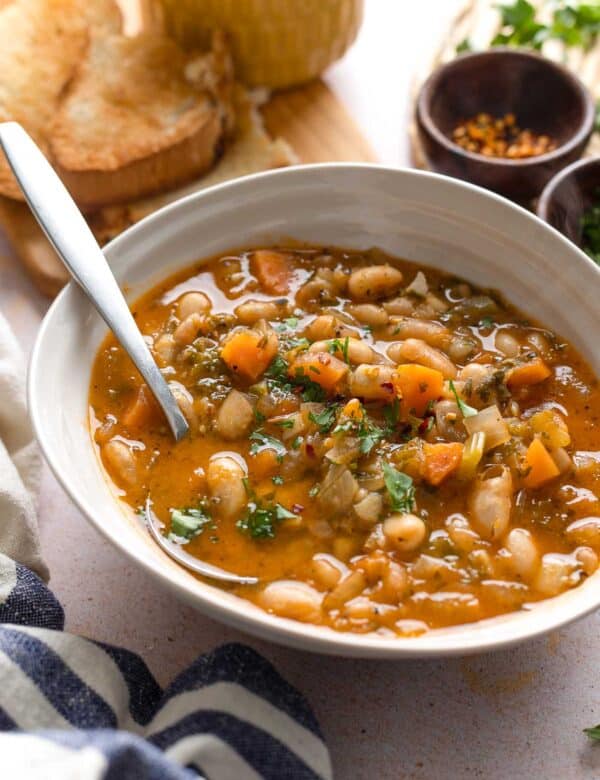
416,49 -> 595,202
537,157 -> 600,249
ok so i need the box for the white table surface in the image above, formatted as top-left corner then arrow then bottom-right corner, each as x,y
2,2 -> 600,778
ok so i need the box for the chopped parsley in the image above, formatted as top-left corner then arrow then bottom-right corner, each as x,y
274,418 -> 295,429
383,398 -> 400,435
479,316 -> 495,329
449,379 -> 478,418
291,435 -> 302,450
333,404 -> 385,455
168,505 -> 212,542
237,500 -> 297,539
584,724 -> 600,741
309,405 -> 339,433
382,461 -> 416,513
249,429 -> 287,458
328,337 -> 350,364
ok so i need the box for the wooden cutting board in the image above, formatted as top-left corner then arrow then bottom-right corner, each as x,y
0,0 -> 375,298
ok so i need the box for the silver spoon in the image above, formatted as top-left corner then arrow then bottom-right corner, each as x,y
0,121 -> 189,442
0,122 -> 256,586
145,499 -> 259,585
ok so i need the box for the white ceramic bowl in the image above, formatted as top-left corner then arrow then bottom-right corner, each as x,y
29,164 -> 600,657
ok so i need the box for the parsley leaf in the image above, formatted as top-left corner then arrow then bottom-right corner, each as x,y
383,398 -> 400,435
309,406 -> 338,433
328,337 -> 350,364
382,461 -> 416,513
332,404 -> 385,454
249,429 -> 287,458
449,379 -> 478,418
237,500 -> 297,539
169,505 -> 211,542
584,725 -> 600,741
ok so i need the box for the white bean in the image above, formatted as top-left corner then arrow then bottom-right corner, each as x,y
575,546 -> 599,576
383,297 -> 414,316
345,303 -> 389,327
102,439 -> 137,487
216,390 -> 254,440
323,570 -> 366,610
387,338 -> 457,379
347,265 -> 404,302
259,581 -> 323,623
468,467 -> 513,540
153,333 -> 176,367
305,315 -> 356,342
353,492 -> 383,526
169,382 -> 198,430
173,313 -> 204,345
309,338 -> 375,365
383,513 -> 427,552
311,555 -> 343,590
505,528 -> 539,581
565,516 -> 600,549
534,554 -> 575,596
385,317 -> 449,348
348,364 -> 396,401
495,330 -> 520,358
207,455 -> 247,519
234,299 -> 289,325
177,291 -> 211,319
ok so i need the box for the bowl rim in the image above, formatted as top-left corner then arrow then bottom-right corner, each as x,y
416,47 -> 596,168
537,155 -> 600,225
28,161 -> 600,658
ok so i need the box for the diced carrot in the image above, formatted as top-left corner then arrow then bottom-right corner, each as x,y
342,398 -> 364,420
122,385 -> 161,429
250,449 -> 279,479
221,328 -> 278,382
251,250 -> 293,295
392,364 -> 444,417
423,442 -> 464,486
523,437 -> 560,489
507,358 -> 551,388
289,351 -> 349,394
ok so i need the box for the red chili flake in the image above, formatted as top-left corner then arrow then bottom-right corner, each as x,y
380,382 -> 394,393
292,503 -> 305,514
305,442 -> 315,457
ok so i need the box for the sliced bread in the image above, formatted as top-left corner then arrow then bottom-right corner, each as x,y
49,31 -> 234,209
0,0 -> 88,199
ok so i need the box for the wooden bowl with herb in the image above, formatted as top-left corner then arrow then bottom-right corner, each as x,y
416,49 -> 595,202
537,157 -> 600,264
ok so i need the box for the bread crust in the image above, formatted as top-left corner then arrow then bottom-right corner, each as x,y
49,33 -> 233,208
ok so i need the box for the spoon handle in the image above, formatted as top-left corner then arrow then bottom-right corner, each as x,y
0,122 -> 189,441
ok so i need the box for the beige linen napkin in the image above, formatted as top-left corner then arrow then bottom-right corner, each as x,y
0,311 -> 47,580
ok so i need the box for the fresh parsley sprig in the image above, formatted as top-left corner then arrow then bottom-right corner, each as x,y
237,500 -> 297,539
449,379 -> 478,418
168,505 -> 212,542
382,461 -> 416,513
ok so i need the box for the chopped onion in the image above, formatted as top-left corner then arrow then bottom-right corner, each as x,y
458,432 -> 486,480
464,405 -> 510,451
406,271 -> 428,297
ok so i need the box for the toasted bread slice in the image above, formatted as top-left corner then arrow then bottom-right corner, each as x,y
49,31 -> 234,209
0,0 -> 87,200
88,87 -> 295,243
0,0 -> 122,201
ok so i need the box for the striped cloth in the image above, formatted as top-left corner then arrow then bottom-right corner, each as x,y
0,312 -> 331,779
0,553 -> 332,779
